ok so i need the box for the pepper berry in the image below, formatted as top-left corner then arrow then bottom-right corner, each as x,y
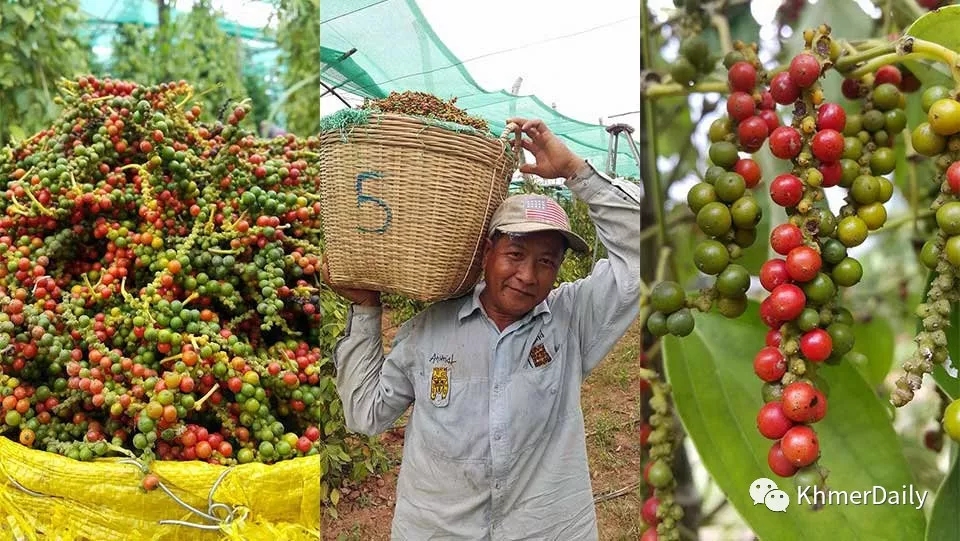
800,329 -> 833,363
780,425 -> 820,467
728,61 -> 758,92
767,284 -> 806,321
785,246 -> 822,282
759,259 -> 791,292
781,381 -> 824,423
769,127 -> 803,160
769,173 -> 804,207
769,71 -> 801,105
789,53 -> 821,88
757,402 -> 795,439
770,223 -> 804,255
768,441 -> 799,477
727,91 -> 757,122
754,346 -> 788,382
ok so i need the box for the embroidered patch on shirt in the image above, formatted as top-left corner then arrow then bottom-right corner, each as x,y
430,366 -> 450,407
529,343 -> 553,368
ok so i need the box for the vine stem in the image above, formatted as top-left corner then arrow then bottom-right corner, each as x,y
909,160 -> 920,237
876,209 -> 933,234
710,14 -> 733,56
847,52 -> 937,80
644,81 -> 728,99
834,41 -> 897,72
904,37 -> 960,86
640,0 -> 671,274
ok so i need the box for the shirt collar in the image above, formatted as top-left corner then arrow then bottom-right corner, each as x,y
457,280 -> 552,324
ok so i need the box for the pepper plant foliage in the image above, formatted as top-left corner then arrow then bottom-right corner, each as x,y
0,0 -> 90,146
277,0 -> 322,136
103,1 -> 249,126
642,2 -> 960,540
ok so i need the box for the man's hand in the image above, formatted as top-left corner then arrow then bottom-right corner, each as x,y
507,118 -> 586,180
322,255 -> 382,307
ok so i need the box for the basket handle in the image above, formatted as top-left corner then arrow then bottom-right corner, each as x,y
499,122 -> 523,168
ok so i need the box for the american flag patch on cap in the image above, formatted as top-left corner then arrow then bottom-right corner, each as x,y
523,197 -> 569,227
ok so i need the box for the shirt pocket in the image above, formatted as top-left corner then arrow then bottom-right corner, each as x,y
412,369 -> 489,462
509,332 -> 566,454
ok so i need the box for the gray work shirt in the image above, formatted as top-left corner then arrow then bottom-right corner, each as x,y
333,161 -> 643,540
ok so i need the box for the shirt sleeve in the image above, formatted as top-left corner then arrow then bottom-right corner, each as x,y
556,159 -> 643,377
331,304 -> 417,436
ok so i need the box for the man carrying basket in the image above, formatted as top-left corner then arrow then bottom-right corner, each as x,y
326,117 -> 643,540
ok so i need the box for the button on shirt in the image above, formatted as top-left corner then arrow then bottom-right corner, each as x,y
333,161 -> 643,540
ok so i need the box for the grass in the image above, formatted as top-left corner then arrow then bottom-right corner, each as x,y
335,524 -> 363,541
581,319 -> 649,538
591,413 -> 619,449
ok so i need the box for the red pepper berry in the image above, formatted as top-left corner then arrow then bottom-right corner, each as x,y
754,346 -> 788,382
768,441 -> 799,477
770,224 -> 804,256
737,116 -> 769,153
728,61 -> 758,93
874,65 -> 902,87
758,109 -> 781,133
769,173 -> 804,207
841,78 -> 862,100
799,329 -> 833,363
781,381 -> 822,423
726,91 -> 756,122
641,496 -> 659,526
757,401 -> 795,439
768,284 -> 806,321
946,161 -> 960,194
734,158 -> 762,189
811,129 -> 845,163
789,53 -> 821,88
780,425 -> 820,467
785,246 -> 822,282
769,127 -> 803,160
770,71 -> 801,105
760,259 -> 791,292
816,103 -> 846,132
759,297 -> 782,329
819,161 -> 843,187
765,328 -> 783,348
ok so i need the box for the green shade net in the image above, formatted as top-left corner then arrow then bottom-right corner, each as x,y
320,0 -> 640,178
79,0 -> 279,78
79,0 -> 272,41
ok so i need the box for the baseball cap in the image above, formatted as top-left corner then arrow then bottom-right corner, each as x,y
487,194 -> 589,254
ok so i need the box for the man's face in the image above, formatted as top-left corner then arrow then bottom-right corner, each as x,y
481,231 -> 566,319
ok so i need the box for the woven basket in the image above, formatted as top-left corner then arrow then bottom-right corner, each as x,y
319,113 -> 520,302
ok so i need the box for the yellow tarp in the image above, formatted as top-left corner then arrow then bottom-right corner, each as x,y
0,436 -> 321,541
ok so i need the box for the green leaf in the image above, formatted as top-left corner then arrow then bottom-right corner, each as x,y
11,5 -> 35,26
902,59 -> 952,89
926,451 -> 960,541
784,0 -> 875,61
663,302 -> 926,541
7,124 -> 25,143
849,314 -> 896,387
703,4 -> 760,59
654,97 -> 693,159
905,4 -> 960,52
939,302 -> 960,402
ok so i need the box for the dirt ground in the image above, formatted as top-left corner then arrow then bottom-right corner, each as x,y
322,311 -> 649,541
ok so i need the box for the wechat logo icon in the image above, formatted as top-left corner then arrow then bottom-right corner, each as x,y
750,477 -> 790,512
